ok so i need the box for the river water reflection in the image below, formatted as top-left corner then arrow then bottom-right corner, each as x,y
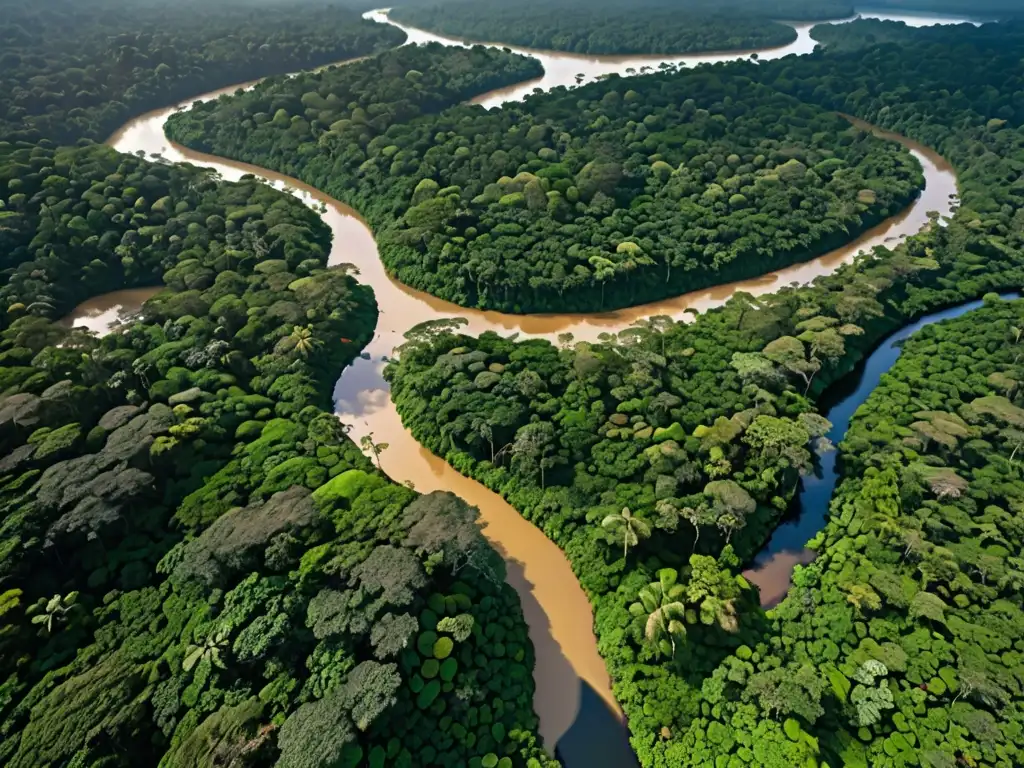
742,294 -> 1019,606
60,287 -> 162,335
105,8 -> 970,762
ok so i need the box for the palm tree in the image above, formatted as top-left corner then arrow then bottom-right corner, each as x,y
632,569 -> 687,657
360,432 -> 389,469
183,627 -> 230,672
602,507 -> 651,559
289,325 -> 320,358
30,592 -> 79,635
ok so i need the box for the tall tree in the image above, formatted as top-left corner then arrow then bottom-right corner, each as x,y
602,506 -> 652,559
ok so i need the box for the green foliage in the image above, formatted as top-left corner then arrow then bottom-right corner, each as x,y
0,139 -> 552,768
0,0 -> 405,145
437,613 -> 475,641
312,469 -> 375,509
160,697 -> 264,768
382,19 -> 1024,767
14,11 -> 1024,768
391,0 -> 853,56
433,636 -> 455,659
167,42 -> 922,313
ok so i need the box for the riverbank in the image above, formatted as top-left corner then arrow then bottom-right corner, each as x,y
104,9 -> 971,763
742,292 -> 1020,606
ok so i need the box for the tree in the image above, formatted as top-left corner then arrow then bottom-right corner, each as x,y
172,487 -> 317,585
360,432 -> 390,469
850,680 -> 894,727
909,591 -> 948,625
844,583 -> 881,616
161,697 -> 266,768
602,506 -> 651,559
184,626 -> 230,672
288,325 -> 321,358
277,662 -> 401,768
1000,426 -> 1024,462
657,501 -> 713,551
404,492 -> 504,583
850,661 -> 893,726
352,546 -> 427,608
631,568 -> 687,657
29,592 -> 79,635
630,315 -> 674,356
743,415 -> 814,476
7,651 -> 144,767
762,336 -> 820,394
436,614 -> 474,642
589,255 -> 616,309
704,480 -> 756,544
511,421 -> 556,488
956,655 -> 1009,710
744,664 -> 827,722
686,555 -> 739,632
473,417 -> 495,462
730,351 -> 784,389
806,327 -> 846,368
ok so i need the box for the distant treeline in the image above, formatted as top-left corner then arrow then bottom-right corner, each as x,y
389,0 -> 855,55
0,0 -> 404,144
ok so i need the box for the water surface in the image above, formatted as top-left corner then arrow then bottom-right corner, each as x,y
105,9 -> 971,761
60,287 -> 162,335
742,294 -> 1018,605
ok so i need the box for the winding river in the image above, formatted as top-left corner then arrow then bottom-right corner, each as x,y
743,292 -> 1020,607
98,8 -> 974,765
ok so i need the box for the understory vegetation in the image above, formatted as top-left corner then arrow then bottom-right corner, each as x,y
167,45 -> 923,314
0,144 -> 554,767
385,18 -> 1024,768
0,0 -> 405,145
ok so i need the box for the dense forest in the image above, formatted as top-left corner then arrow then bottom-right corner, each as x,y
387,0 -> 1022,53
759,295 -> 1024,768
862,0 -> 1023,14
7,2 -> 1024,767
384,17 -> 1024,768
0,144 -> 555,766
167,47 -> 923,314
0,0 -> 405,145
387,0 -> 844,56
387,0 -> 1024,56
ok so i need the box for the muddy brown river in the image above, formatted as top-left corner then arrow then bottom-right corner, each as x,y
101,9 -> 968,762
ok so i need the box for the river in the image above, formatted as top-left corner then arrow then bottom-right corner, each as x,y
370,7 -> 982,109
61,286 -> 163,335
741,294 -> 1019,607
100,8 -> 972,764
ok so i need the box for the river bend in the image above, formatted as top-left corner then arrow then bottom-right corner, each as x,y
97,8 -> 970,763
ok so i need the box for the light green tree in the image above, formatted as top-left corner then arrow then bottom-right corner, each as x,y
602,506 -> 651,559
29,592 -> 79,635
360,432 -> 389,469
631,568 -> 687,657
288,325 -> 321,358
184,627 -> 230,672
